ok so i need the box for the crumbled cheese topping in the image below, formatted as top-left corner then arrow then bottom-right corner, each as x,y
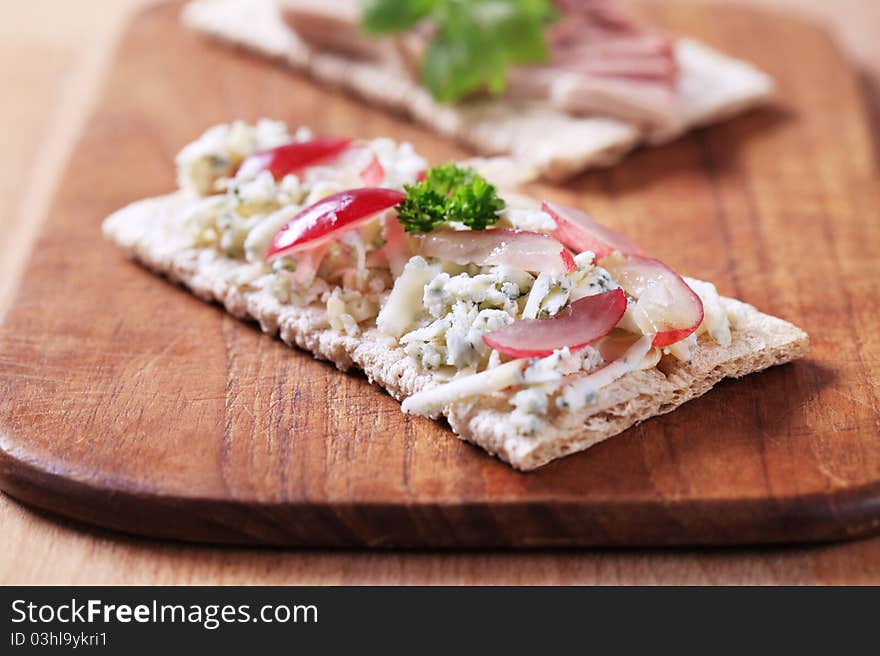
386,249 -> 632,429
685,277 -> 731,347
177,119 -> 424,263
187,168 -> 294,259
395,263 -> 533,373
369,138 -> 427,189
558,335 -> 656,412
325,287 -> 379,336
376,256 -> 441,338
401,360 -> 527,418
502,207 -> 557,232
172,120 -> 741,434
176,119 -> 298,195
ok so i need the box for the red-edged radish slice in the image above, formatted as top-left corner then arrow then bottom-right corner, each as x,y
239,138 -> 353,180
265,187 -> 405,261
483,289 -> 627,358
602,253 -> 703,347
415,229 -> 576,275
542,201 -> 643,259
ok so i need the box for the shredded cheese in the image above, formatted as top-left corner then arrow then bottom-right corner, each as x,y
402,360 -> 527,417
558,335 -> 655,411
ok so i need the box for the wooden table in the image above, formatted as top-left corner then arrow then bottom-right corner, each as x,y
2,0 -> 878,584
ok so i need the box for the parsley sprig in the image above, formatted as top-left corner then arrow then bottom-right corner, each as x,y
362,0 -> 558,103
396,163 -> 505,232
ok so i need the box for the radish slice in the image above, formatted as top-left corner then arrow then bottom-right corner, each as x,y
483,288 -> 626,358
304,141 -> 385,187
542,201 -> 643,259
239,138 -> 353,180
381,214 -> 411,277
293,242 -> 330,287
325,143 -> 386,185
415,229 -> 576,275
265,187 -> 405,261
602,252 -> 703,347
358,150 -> 385,186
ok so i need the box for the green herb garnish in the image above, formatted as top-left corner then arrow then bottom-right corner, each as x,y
362,0 -> 558,103
396,163 -> 505,232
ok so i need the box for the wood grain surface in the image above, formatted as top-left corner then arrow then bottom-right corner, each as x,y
1,0 -> 880,582
1,0 -> 878,550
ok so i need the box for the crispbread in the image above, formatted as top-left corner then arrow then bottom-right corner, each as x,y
102,192 -> 809,470
181,0 -> 774,181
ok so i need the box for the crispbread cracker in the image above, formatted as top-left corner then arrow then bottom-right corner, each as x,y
103,192 -> 809,470
181,0 -> 773,181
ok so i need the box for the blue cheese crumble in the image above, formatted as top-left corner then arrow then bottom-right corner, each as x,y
171,120 -> 741,437
176,119 -> 299,195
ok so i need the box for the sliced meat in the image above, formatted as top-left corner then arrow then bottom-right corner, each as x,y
556,51 -> 677,84
550,0 -> 641,46
560,33 -> 677,80
508,0 -> 680,128
280,0 -> 681,128
508,67 -> 680,129
552,75 -> 679,129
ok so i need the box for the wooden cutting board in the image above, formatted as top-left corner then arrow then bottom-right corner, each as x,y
1,1 -> 878,548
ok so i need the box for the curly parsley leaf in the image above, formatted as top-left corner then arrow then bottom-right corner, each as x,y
395,185 -> 448,233
396,163 -> 505,233
363,0 -> 558,103
448,174 -> 506,230
422,162 -> 470,196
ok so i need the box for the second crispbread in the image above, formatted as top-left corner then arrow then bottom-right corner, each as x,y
182,0 -> 773,181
